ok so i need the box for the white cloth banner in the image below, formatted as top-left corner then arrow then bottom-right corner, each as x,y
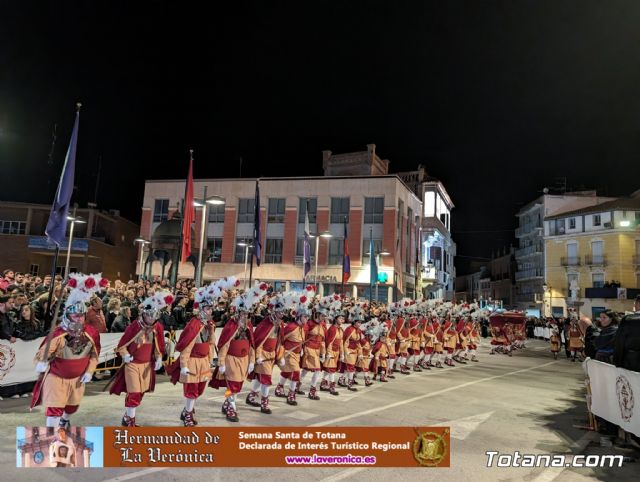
585,358 -> 640,437
543,327 -> 550,340
0,333 -> 126,387
1,328 -> 189,388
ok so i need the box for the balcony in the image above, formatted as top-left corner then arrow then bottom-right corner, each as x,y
584,254 -> 607,267
515,293 -> 542,303
633,255 -> 640,267
560,256 -> 581,267
515,223 -> 542,238
515,245 -> 543,258
584,287 -> 640,299
515,268 -> 544,281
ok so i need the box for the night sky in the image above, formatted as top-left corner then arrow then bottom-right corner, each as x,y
2,1 -> 640,274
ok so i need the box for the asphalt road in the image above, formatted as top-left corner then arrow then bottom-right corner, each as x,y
1,339 -> 638,481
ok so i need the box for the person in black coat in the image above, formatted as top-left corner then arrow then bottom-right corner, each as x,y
593,310 -> 619,364
613,297 -> 640,372
0,294 -> 16,342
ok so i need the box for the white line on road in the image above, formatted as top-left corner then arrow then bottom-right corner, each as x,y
101,468 -> 167,482
531,431 -> 595,482
319,467 -> 366,482
310,360 -> 558,427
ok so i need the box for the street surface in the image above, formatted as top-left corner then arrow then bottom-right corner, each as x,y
1,339 -> 638,481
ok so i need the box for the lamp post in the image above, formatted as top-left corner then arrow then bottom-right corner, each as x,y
64,207 -> 86,281
193,187 -> 225,287
313,230 -> 333,289
237,241 -> 252,289
543,283 -> 551,317
134,237 -> 151,282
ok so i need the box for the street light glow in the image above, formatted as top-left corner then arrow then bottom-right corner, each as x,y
67,215 -> 86,224
620,220 -> 631,227
320,230 -> 333,238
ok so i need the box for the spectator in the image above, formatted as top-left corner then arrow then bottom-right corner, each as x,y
35,274 -> 52,295
0,269 -> 15,291
0,294 -> 16,343
106,298 -> 121,332
613,296 -> 640,372
593,310 -> 619,364
14,304 -> 43,341
171,295 -> 188,328
110,305 -> 131,333
579,315 -> 599,359
85,295 -> 107,333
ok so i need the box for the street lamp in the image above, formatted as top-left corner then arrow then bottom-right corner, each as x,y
542,283 -> 551,317
313,230 -> 333,289
193,186 -> 225,287
134,237 -> 151,281
64,207 -> 86,281
237,240 -> 253,289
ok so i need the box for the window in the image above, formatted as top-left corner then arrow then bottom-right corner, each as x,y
265,239 -> 283,263
364,197 -> 384,224
592,273 -> 605,288
29,264 -> 39,276
555,219 -> 565,235
0,220 -> 27,234
208,204 -> 225,223
206,238 -> 223,262
299,198 -> 317,223
569,218 -> 576,229
593,214 -> 601,226
235,238 -> 252,263
635,211 -> 640,223
268,198 -> 285,223
328,238 -> 345,265
153,199 -> 169,222
237,199 -> 254,223
397,200 -> 404,229
330,198 -> 350,223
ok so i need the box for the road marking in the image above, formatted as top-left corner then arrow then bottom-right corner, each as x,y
101,468 -> 166,482
319,467 -> 366,482
310,360 -> 558,427
285,410 -> 320,420
434,411 -> 494,440
531,431 -> 595,482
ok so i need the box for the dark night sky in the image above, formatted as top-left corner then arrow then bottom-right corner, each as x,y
2,1 -> 640,273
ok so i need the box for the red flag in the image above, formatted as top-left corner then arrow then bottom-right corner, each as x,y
181,154 -> 195,263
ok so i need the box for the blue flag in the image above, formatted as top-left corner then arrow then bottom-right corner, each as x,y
45,108 -> 80,247
303,201 -> 311,278
370,229 -> 378,287
253,180 -> 262,266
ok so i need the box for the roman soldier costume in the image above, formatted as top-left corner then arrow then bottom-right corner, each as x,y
300,289 -> 326,401
32,273 -> 104,429
320,298 -> 345,396
167,279 -> 229,426
210,284 -> 262,422
246,291 -> 284,414
110,292 -> 167,426
338,306 -> 364,391
274,292 -> 307,406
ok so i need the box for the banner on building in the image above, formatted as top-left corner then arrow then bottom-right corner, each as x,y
585,358 -> 640,437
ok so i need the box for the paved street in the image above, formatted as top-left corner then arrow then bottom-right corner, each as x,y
1,339 -> 638,481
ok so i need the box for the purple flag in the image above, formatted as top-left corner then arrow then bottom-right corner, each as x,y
45,108 -> 80,246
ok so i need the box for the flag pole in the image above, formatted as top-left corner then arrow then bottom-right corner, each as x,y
369,227 -> 373,307
173,149 -> 193,286
40,101 -> 81,362
341,215 -> 346,296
